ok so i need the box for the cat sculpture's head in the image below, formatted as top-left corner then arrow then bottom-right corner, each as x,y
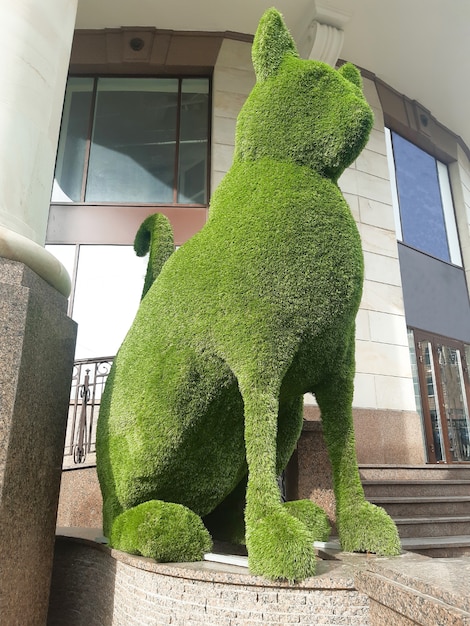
234,8 -> 374,182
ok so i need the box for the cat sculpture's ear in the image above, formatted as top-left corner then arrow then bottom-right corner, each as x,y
252,8 -> 299,82
337,62 -> 363,90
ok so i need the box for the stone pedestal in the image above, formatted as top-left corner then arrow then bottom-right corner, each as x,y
48,534 -> 371,625
0,258 -> 77,625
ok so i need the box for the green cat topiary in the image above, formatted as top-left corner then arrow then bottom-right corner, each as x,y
96,7 -> 401,582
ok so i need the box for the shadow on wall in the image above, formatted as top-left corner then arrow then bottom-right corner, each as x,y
48,539 -> 116,625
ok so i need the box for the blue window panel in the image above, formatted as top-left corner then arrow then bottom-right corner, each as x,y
392,132 -> 450,263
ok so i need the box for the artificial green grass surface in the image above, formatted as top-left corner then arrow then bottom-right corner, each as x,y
134,213 -> 174,300
97,7 -> 400,582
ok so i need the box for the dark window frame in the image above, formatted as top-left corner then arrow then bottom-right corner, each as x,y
411,328 -> 470,464
386,128 -> 462,267
48,73 -> 212,246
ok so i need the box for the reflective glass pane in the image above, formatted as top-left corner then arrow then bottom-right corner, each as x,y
408,330 -> 423,419
438,345 -> 470,462
52,77 -> 94,202
72,245 -> 148,359
423,341 -> 445,461
177,79 -> 209,204
392,132 -> 450,263
85,78 -> 179,203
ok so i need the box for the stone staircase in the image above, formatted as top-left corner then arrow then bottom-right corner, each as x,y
360,465 -> 470,557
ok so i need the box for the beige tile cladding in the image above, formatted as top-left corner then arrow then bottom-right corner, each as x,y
48,538 -> 371,626
340,77 -> 414,412
212,49 -> 415,413
211,39 -> 254,195
450,145 -> 470,302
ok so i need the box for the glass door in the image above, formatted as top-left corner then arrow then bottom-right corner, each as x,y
412,330 -> 470,463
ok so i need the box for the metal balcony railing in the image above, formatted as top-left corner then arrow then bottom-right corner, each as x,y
63,357 -> 113,469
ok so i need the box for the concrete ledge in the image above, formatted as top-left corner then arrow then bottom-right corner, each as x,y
355,553 -> 470,626
50,532 -> 470,625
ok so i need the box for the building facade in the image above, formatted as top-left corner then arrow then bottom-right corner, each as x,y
2,2 -> 469,620
3,0 -> 470,470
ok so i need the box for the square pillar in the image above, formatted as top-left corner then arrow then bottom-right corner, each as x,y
0,258 -> 77,625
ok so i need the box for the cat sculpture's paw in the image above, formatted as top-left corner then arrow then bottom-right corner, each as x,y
247,509 -> 317,582
337,500 -> 401,556
110,500 -> 212,562
283,499 -> 331,542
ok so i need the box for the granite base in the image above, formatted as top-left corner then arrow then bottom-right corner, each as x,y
0,258 -> 77,625
48,533 -> 371,626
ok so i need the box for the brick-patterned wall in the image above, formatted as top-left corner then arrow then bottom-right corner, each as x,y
48,537 -> 370,626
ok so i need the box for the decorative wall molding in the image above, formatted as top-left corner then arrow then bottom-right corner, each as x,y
306,1 -> 350,66
308,21 -> 344,66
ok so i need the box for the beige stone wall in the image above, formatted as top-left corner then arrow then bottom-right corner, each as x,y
211,39 -> 255,194
338,77 -> 415,414
450,145 -> 470,298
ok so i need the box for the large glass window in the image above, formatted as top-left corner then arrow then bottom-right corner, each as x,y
385,129 -> 461,265
410,329 -> 470,463
48,76 -> 210,361
52,76 -> 210,205
46,244 -> 149,359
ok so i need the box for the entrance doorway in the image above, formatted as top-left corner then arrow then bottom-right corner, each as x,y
412,330 -> 470,463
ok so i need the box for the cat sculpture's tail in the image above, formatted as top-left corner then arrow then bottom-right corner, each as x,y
134,213 -> 174,299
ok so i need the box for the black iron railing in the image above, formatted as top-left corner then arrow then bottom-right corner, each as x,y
63,357 -> 113,469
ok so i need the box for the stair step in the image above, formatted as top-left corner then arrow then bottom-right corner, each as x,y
371,495 -> 470,504
394,516 -> 470,538
369,495 -> 470,517
401,534 -> 470,548
394,515 -> 470,524
357,465 -> 470,553
363,479 -> 470,497
360,464 -> 470,481
400,535 -> 470,557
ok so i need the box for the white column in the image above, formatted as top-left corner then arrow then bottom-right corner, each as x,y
0,0 -> 78,295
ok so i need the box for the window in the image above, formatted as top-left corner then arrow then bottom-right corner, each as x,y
46,244 -> 149,359
52,76 -> 210,205
48,76 -> 210,359
410,329 -> 470,463
385,129 -> 461,265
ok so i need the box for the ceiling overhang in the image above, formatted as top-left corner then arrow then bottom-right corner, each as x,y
75,0 -> 470,149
